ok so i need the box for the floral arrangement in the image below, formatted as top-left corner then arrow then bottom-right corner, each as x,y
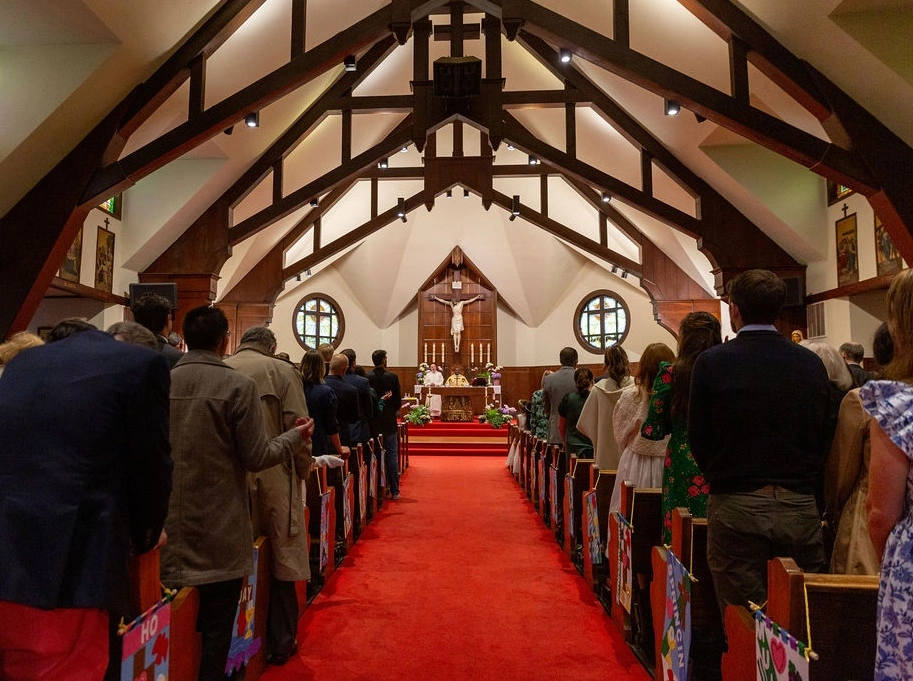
471,362 -> 503,385
480,403 -> 517,429
403,402 -> 433,426
416,361 -> 430,383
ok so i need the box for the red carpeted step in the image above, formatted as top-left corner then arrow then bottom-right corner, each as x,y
261,456 -> 649,680
405,419 -> 511,456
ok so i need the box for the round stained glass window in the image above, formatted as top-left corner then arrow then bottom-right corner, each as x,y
574,290 -> 629,351
293,293 -> 344,350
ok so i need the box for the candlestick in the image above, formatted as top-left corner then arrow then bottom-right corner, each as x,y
471,344 -> 474,364
432,344 -> 436,363
441,343 -> 445,365
487,343 -> 491,364
424,343 -> 427,363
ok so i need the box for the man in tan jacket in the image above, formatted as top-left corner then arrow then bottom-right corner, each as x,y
161,308 -> 314,681
225,326 -> 314,665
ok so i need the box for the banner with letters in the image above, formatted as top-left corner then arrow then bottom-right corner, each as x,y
661,551 -> 692,681
120,598 -> 171,681
584,491 -> 602,564
615,512 -> 632,613
226,545 -> 261,674
754,610 -> 810,681
564,473 -> 575,538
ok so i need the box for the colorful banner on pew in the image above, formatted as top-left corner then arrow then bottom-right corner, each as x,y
564,473 -> 575,538
120,597 -> 171,681
538,458 -> 546,511
661,551 -> 692,681
550,466 -> 559,527
226,545 -> 261,673
359,462 -> 368,524
584,491 -> 602,565
615,512 -> 632,613
754,609 -> 809,681
319,491 -> 330,572
343,473 -> 354,538
370,456 -> 378,499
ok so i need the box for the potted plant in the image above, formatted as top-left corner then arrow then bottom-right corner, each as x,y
480,403 -> 517,429
403,403 -> 433,426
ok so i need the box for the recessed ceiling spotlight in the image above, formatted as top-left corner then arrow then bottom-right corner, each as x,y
559,48 -> 572,64
378,158 -> 388,169
245,112 -> 260,127
664,99 -> 681,116
601,192 -> 611,203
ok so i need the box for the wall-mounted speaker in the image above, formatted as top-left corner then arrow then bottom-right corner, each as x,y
129,283 -> 178,310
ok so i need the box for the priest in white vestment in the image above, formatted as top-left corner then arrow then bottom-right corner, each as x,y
423,364 -> 444,386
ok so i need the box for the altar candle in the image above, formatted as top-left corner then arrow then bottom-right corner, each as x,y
441,343 -> 445,364
471,344 -> 474,364
424,343 -> 428,363
487,343 -> 490,364
432,344 -> 436,363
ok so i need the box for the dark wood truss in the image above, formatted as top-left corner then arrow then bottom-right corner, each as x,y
1,0 -> 911,337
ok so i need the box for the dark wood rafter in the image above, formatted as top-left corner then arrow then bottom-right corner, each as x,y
489,190 -> 641,275
517,30 -> 800,280
81,6 -> 400,206
228,116 -> 418,245
483,0 -> 874,190
282,191 -> 426,279
498,111 -> 703,236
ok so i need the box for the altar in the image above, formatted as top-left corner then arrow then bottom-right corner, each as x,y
414,385 -> 502,421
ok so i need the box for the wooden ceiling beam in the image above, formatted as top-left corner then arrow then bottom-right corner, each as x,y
489,189 -> 642,276
498,0 -> 874,191
500,112 -> 703,236
81,6 -> 397,206
229,117 -> 417,244
283,191 -> 426,279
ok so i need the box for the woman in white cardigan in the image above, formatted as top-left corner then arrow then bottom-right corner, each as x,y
609,343 -> 675,514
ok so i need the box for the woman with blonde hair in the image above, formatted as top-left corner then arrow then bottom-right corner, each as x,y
608,342 -> 676,514
860,268 -> 913,679
0,331 -> 43,377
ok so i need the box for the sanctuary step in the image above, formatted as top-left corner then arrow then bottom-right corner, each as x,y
406,419 -> 510,456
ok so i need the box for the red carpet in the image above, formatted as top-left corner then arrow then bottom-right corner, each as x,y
407,420 -> 509,456
262,456 -> 649,680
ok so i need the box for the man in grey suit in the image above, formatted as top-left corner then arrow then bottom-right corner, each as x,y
542,346 -> 578,445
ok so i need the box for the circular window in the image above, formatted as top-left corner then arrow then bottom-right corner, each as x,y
574,290 -> 630,352
293,293 -> 344,350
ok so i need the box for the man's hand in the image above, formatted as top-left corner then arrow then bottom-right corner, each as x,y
294,416 -> 315,440
382,390 -> 393,401
338,445 -> 351,457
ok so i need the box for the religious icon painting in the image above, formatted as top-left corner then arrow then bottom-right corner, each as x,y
874,214 -> 903,276
95,225 -> 116,292
59,227 -> 82,283
835,214 -> 859,287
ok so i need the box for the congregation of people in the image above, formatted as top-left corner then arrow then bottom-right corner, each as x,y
0,293 -> 403,680
517,268 -> 913,681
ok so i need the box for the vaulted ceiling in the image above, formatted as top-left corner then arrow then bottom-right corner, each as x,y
1,0 -> 912,337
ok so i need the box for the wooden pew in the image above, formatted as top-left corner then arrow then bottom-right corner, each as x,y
564,456 -> 594,565
306,466 -> 337,595
366,439 -> 380,518
650,508 -> 723,681
398,422 -> 408,475
722,557 -> 879,681
330,457 -> 355,555
356,443 -> 368,533
549,444 -> 566,541
581,466 -> 609,593
608,482 -> 663,671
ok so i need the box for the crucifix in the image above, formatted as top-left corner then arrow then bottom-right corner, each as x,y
428,248 -> 485,353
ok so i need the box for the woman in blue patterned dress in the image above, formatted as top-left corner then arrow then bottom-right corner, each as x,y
642,311 -> 721,545
861,268 -> 913,681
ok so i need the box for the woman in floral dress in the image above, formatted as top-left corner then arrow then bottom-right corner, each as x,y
641,312 -> 721,544
528,369 -> 552,441
860,268 -> 913,681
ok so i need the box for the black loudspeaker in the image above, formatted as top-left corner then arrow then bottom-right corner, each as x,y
433,56 -> 482,98
129,283 -> 178,310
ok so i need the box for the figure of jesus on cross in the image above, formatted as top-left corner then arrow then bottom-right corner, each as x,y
430,293 -> 484,353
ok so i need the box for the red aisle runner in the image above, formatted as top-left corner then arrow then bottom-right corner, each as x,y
262,456 -> 650,681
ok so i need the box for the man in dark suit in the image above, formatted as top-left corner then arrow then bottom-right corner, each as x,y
132,292 -> 184,367
689,269 -> 830,617
368,349 -> 402,500
542,346 -> 577,445
340,348 -> 374,447
839,341 -> 873,387
0,321 -> 172,678
325,353 -> 359,448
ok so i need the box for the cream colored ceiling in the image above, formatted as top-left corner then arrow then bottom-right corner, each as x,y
2,0 -> 911,327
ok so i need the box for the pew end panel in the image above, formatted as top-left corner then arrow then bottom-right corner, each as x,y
170,586 -> 202,681
721,605 -> 756,681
